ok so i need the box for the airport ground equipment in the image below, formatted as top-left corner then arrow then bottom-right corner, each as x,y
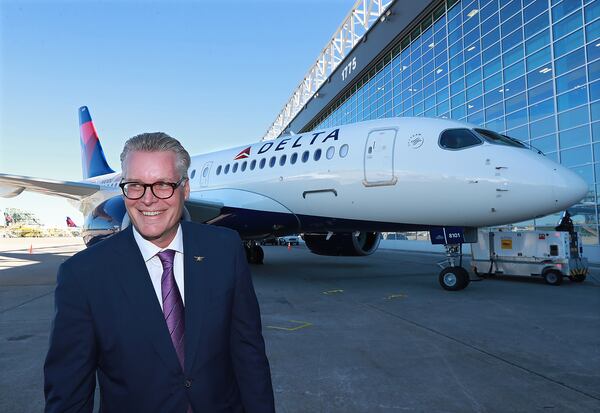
470,229 -> 588,286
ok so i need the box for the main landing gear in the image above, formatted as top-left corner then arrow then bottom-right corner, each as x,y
244,241 -> 264,265
437,244 -> 471,291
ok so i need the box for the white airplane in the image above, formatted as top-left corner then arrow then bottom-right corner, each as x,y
0,106 -> 587,290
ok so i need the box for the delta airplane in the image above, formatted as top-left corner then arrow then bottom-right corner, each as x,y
0,106 -> 587,290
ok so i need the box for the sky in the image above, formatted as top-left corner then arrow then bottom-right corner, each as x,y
0,0 -> 352,227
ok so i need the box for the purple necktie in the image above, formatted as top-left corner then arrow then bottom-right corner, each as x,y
157,250 -> 185,369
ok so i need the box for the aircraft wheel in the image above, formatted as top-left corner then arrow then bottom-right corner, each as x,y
568,274 -> 586,283
439,267 -> 470,291
248,244 -> 264,265
543,269 -> 563,286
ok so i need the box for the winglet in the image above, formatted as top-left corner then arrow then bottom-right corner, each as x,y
79,106 -> 115,179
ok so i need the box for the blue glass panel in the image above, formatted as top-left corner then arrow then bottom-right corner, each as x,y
484,72 -> 502,90
448,2 -> 461,21
437,99 -> 449,115
463,13 -> 479,34
448,15 -> 461,34
449,39 -> 463,57
592,102 -> 600,121
505,92 -> 526,113
466,69 -> 482,87
436,74 -> 449,90
524,0 -> 548,21
506,107 -> 528,128
486,102 -> 504,120
554,29 -> 584,58
434,15 -> 446,32
483,57 -> 502,77
481,0 -> 499,22
425,95 -> 436,110
525,11 -> 549,38
526,46 -> 551,71
503,45 -> 524,67
504,60 -> 524,82
559,106 -> 590,129
552,11 -> 582,40
502,30 -> 523,51
559,125 -> 591,149
482,41 -> 501,62
590,80 -> 600,101
437,86 -> 449,101
464,27 -> 481,49
552,0 -> 582,21
484,88 -> 503,106
466,82 -> 482,100
500,0 -> 521,22
556,67 -> 587,94
468,96 -> 483,113
451,92 -> 466,107
452,104 -> 466,119
501,12 -> 521,37
531,134 -> 557,153
504,76 -> 525,98
448,27 -> 463,45
465,54 -> 482,73
561,146 -> 592,167
482,12 -> 499,35
589,59 -> 600,82
554,47 -> 585,75
450,64 -> 464,82
526,29 -> 550,54
585,1 -> 600,22
527,65 -> 553,87
593,121 -> 600,141
451,78 -> 464,95
468,110 -> 485,125
449,53 -> 464,69
558,87 -> 588,112
507,125 -> 529,141
529,98 -> 554,121
530,116 -> 556,138
528,80 -> 554,104
486,117 -> 505,131
587,41 -> 600,62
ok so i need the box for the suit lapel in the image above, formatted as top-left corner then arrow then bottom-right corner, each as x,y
113,227 -> 182,374
182,222 -> 215,373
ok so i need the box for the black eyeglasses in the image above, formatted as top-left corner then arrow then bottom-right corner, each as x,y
119,178 -> 187,200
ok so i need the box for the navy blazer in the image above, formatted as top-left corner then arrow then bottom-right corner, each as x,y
44,222 -> 275,413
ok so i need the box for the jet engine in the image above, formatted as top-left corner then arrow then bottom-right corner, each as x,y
302,231 -> 381,256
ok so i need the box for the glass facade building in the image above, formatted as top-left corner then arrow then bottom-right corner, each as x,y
305,0 -> 600,246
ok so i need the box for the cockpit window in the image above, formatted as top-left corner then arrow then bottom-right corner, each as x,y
473,128 -> 526,148
439,129 -> 483,150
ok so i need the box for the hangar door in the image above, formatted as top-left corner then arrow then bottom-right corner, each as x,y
364,128 -> 397,186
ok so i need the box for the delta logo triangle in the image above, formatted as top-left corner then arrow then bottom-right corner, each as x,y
234,147 -> 251,160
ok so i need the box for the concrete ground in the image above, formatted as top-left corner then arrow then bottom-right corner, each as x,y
1,237 -> 599,412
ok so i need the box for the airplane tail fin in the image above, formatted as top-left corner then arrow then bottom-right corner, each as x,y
79,106 -> 115,179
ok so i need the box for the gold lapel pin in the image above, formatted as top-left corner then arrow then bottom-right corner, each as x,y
194,256 -> 205,262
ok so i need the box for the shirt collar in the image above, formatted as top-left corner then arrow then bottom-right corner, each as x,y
132,224 -> 184,263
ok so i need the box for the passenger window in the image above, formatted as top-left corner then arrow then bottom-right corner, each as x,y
280,154 -> 287,166
224,164 -> 230,174
326,146 -> 335,159
439,129 -> 483,150
314,148 -> 322,161
339,144 -> 349,158
302,151 -> 310,163
250,160 -> 256,170
232,163 -> 238,173
269,156 -> 276,167
241,161 -> 247,172
291,153 -> 298,164
259,158 -> 266,169
216,165 -> 222,175
202,168 -> 208,178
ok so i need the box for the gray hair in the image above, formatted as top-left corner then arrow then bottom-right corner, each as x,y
120,132 -> 191,179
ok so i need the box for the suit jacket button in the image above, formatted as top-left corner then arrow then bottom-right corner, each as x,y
185,379 -> 192,388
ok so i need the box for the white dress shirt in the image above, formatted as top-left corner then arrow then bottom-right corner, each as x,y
132,225 -> 185,309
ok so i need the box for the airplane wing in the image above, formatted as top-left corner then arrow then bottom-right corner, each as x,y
0,173 -> 101,200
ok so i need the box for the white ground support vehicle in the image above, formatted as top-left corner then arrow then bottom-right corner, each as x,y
470,229 -> 588,286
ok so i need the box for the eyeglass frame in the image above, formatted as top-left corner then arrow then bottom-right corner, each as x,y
119,177 -> 187,200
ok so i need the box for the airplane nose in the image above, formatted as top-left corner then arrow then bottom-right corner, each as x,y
552,165 -> 588,210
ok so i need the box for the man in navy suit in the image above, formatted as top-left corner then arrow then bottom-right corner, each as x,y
44,132 -> 275,412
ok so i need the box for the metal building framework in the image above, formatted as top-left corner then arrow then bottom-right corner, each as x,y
262,0 -> 393,140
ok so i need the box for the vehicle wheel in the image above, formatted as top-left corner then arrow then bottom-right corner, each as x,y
439,267 -> 470,291
543,269 -> 563,286
568,274 -> 586,283
249,244 -> 264,265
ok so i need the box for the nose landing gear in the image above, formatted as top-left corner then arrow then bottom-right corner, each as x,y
244,241 -> 264,265
437,244 -> 471,291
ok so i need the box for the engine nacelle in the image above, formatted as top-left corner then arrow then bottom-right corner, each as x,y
303,232 -> 381,256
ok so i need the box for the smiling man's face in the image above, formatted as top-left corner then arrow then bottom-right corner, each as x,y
122,150 -> 189,248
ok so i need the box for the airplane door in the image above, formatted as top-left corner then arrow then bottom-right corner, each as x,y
364,128 -> 397,186
200,161 -> 212,187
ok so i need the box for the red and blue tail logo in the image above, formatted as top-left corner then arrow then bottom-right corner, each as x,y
79,106 -> 114,179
